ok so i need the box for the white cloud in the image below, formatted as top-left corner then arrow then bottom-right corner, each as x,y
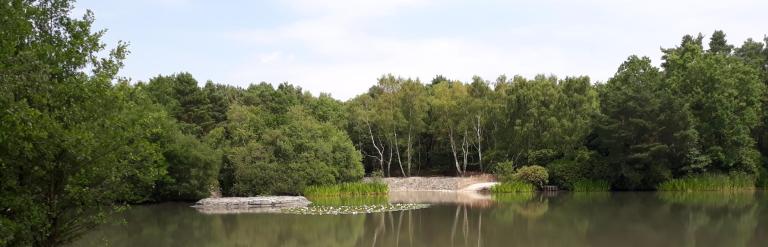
222,0 -> 768,100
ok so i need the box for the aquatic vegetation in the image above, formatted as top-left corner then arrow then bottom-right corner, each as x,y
657,173 -> 755,191
490,181 -> 536,193
572,180 -> 610,192
308,195 -> 389,206
303,182 -> 388,197
281,204 -> 428,215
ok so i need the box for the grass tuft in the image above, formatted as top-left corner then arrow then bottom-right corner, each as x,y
657,173 -> 754,191
303,182 -> 388,197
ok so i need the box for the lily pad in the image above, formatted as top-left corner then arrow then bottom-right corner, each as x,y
281,203 -> 429,215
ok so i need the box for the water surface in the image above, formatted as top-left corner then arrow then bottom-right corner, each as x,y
72,191 -> 768,247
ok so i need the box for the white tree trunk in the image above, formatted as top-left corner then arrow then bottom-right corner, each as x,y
406,130 -> 412,177
393,130 -> 406,177
449,126 -> 463,176
462,129 -> 469,175
475,115 -> 483,172
366,120 -> 385,175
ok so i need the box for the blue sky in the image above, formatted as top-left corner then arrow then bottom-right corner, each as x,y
74,0 -> 768,100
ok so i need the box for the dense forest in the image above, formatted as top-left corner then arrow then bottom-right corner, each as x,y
2,0 -> 768,246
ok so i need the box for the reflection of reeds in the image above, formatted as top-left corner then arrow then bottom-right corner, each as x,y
657,191 -> 756,207
572,180 -> 610,192
657,173 -> 754,191
491,192 -> 535,203
303,182 -> 388,197
569,191 -> 611,203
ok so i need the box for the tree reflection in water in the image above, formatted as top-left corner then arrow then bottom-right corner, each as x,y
73,191 -> 768,247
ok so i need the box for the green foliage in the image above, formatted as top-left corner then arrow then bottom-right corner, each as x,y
153,131 -> 221,201
514,165 -> 549,187
571,180 -> 611,192
491,161 -> 516,182
592,55 -> 697,189
2,4 -> 768,243
0,0 -> 168,245
663,32 -> 764,174
497,75 -> 599,165
228,106 -> 364,195
303,182 -> 388,197
143,73 -> 227,137
547,159 -> 585,189
657,173 -> 755,191
490,181 -> 536,193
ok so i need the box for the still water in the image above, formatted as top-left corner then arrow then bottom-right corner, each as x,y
72,191 -> 768,247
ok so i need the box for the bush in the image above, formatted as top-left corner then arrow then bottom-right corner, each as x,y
657,173 -> 755,191
154,131 -> 222,201
548,159 -> 585,189
229,107 -> 364,195
514,165 -> 549,187
492,161 -> 516,182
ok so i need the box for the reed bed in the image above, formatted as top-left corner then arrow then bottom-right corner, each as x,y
303,182 -> 388,197
657,173 -> 754,191
572,180 -> 610,192
490,181 -> 536,193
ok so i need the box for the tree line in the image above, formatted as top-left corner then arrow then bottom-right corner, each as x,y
2,0 -> 768,246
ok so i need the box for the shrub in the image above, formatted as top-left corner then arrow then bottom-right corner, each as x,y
490,181 -> 536,193
154,131 -> 222,201
514,165 -> 549,187
492,161 -> 516,182
229,107 -> 364,195
548,159 -> 584,189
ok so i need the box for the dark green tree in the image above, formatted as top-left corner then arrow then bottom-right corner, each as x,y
0,0 -> 164,245
592,56 -> 701,189
664,34 -> 764,175
708,30 -> 733,54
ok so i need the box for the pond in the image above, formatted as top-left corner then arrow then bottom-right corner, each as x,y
71,191 -> 768,247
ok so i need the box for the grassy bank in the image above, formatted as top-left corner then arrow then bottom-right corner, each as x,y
657,173 -> 754,191
490,181 -> 536,193
303,182 -> 388,197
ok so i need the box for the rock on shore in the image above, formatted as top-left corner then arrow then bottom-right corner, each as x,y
193,196 -> 311,214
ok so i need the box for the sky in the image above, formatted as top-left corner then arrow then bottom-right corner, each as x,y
73,0 -> 768,100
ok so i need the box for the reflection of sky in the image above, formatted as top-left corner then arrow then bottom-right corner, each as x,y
73,192 -> 767,247
74,0 -> 768,100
